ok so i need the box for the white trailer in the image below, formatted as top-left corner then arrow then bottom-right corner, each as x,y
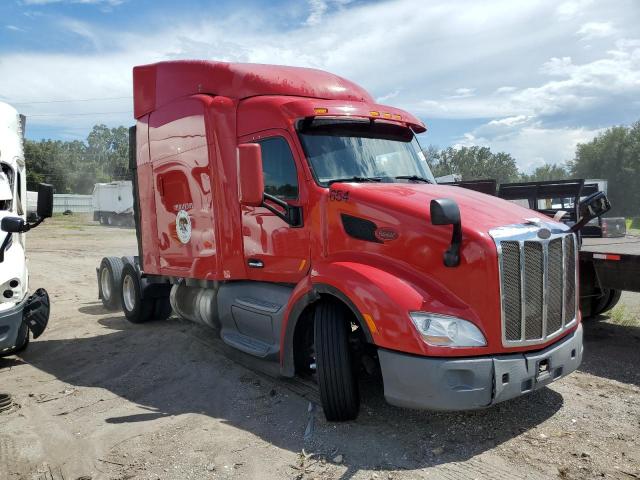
92,181 -> 134,227
0,102 -> 53,356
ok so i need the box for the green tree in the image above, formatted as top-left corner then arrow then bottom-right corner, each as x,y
24,124 -> 129,194
427,146 -> 520,184
569,122 -> 640,217
520,164 -> 570,182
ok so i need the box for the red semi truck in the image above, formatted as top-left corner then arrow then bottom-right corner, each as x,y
97,61 -> 604,421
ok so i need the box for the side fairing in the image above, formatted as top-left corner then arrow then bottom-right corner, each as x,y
143,96 -> 218,278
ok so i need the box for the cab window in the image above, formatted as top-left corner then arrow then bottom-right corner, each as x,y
258,137 -> 298,200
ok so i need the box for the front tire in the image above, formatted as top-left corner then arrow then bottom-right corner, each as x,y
98,257 -> 124,310
314,301 -> 360,421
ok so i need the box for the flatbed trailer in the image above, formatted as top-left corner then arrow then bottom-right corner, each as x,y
442,178 -> 640,317
579,235 -> 640,316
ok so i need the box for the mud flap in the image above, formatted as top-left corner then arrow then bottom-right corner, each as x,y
23,288 -> 50,339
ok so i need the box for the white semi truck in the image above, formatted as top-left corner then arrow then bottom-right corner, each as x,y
0,102 -> 53,356
92,180 -> 134,226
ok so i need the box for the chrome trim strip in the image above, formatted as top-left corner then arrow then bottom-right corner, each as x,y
561,235 -> 567,328
542,240 -> 549,339
519,240 -> 526,341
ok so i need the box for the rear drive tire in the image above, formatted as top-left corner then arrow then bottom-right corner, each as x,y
0,322 -> 29,357
597,289 -> 622,315
99,257 -> 124,310
120,264 -> 154,324
314,301 -> 360,421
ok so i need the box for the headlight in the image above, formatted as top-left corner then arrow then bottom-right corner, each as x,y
409,312 -> 486,347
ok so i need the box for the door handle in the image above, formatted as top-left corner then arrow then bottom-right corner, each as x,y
247,259 -> 264,268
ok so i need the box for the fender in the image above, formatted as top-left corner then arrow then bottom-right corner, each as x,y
279,261 -> 435,376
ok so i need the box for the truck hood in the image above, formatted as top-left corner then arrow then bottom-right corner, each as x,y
323,181 -> 572,357
339,182 -> 556,233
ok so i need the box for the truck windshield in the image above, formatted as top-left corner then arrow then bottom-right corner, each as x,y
297,119 -> 435,186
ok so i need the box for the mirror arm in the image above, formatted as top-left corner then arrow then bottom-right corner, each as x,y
262,193 -> 303,227
569,216 -> 592,233
0,217 -> 48,263
444,222 -> 462,267
28,217 -> 45,230
0,233 -> 11,263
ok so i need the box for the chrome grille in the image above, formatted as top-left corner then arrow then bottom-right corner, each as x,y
564,235 -> 576,324
547,238 -> 563,334
500,241 -> 522,341
524,242 -> 544,340
492,223 -> 578,347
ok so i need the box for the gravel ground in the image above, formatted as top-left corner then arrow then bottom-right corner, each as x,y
0,216 -> 639,480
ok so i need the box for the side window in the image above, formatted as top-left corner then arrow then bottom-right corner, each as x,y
258,137 -> 299,200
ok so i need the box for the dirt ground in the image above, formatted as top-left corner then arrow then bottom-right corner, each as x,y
1,216 -> 639,480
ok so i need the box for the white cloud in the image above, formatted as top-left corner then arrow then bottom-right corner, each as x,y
447,87 -> 475,99
556,0 -> 594,19
5,25 -> 26,32
59,18 -> 102,48
1,0 -> 638,167
456,117 -> 603,171
577,21 -> 616,40
306,0 -> 328,26
376,90 -> 400,103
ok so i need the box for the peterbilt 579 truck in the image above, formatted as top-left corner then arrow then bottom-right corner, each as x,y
0,102 -> 53,357
97,61 -> 606,421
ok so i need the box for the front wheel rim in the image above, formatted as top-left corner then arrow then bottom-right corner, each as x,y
122,275 -> 136,312
101,267 -> 111,301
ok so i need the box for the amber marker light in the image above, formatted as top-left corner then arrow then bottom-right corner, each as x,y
363,313 -> 379,334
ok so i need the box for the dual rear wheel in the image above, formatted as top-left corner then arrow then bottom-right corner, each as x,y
120,263 -> 171,323
98,257 -> 361,422
98,257 -> 171,323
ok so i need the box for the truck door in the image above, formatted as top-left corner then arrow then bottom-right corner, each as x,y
241,132 -> 310,284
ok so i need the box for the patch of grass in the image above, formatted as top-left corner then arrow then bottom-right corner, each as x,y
607,304 -> 640,328
48,213 -> 94,226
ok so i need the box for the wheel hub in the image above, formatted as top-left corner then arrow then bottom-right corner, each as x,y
100,267 -> 111,301
122,275 -> 136,312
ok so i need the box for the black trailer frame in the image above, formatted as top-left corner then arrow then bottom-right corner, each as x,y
445,178 -> 640,317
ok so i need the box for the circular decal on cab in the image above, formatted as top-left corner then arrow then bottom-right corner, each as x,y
176,210 -> 192,244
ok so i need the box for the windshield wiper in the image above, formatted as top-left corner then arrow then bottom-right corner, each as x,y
327,176 -> 383,185
395,175 -> 432,183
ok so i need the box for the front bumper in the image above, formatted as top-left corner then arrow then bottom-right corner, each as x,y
0,297 -> 28,352
378,323 -> 583,411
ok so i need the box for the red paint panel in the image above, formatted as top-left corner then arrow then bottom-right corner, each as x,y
133,61 -> 373,119
238,130 -> 311,283
148,97 -> 217,279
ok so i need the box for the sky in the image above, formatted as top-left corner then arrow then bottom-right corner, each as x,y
0,0 -> 639,172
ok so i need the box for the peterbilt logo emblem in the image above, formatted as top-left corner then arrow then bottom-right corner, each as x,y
374,227 -> 399,242
537,228 -> 551,239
